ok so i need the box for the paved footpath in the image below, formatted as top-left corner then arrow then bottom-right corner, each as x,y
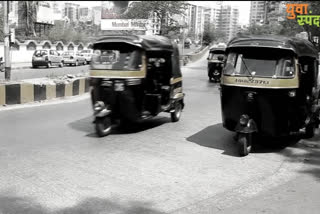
217,139 -> 320,214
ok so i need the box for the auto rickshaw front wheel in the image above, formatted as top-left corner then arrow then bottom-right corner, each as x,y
238,133 -> 252,157
95,116 -> 112,137
171,102 -> 182,122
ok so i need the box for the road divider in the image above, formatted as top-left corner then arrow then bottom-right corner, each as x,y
0,77 -> 90,106
180,46 -> 209,66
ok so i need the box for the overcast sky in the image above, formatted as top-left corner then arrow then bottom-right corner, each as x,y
59,1 -> 251,25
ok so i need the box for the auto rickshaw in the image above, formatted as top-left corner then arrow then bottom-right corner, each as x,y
89,35 -> 185,137
220,35 -> 320,156
207,47 -> 226,82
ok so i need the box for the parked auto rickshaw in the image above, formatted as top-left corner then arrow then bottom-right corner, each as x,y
207,47 -> 226,82
220,35 -> 320,156
90,35 -> 185,137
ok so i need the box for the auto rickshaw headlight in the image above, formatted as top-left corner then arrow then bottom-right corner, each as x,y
94,101 -> 105,112
239,114 -> 250,126
288,90 -> 296,97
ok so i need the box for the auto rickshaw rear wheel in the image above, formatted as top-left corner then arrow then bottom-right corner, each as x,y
171,102 -> 182,122
238,133 -> 252,157
95,116 -> 112,137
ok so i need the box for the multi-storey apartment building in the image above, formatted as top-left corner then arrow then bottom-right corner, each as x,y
64,2 -> 80,23
249,1 -> 286,25
217,5 -> 239,41
79,7 -> 93,24
92,6 -> 102,26
52,2 -> 63,21
249,1 -> 267,25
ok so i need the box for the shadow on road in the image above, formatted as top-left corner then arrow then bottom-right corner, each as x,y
186,123 -> 238,157
280,132 -> 320,181
0,193 -> 166,214
68,116 -> 170,138
186,123 -> 310,157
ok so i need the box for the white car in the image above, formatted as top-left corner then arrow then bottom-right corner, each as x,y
62,51 -> 86,66
80,49 -> 93,63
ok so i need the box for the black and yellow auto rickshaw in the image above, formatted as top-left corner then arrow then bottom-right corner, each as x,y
89,35 -> 185,137
207,47 -> 226,82
220,35 -> 320,156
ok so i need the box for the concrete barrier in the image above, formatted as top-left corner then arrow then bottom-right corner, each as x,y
0,77 -> 90,106
187,46 -> 209,62
180,46 -> 209,66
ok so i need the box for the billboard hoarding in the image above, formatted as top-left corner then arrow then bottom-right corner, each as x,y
37,1 -> 54,24
101,19 -> 148,31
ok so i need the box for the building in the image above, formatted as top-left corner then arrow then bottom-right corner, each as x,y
249,1 -> 286,26
204,7 -> 218,32
79,6 -> 93,24
217,5 -> 239,41
63,2 -> 80,23
17,1 -> 54,36
52,2 -> 63,21
265,1 -> 287,24
249,1 -> 267,25
92,6 -> 102,26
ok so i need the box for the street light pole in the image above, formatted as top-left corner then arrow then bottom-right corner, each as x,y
3,1 -> 11,80
182,27 -> 185,56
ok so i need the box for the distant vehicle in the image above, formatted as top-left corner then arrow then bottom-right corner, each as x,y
184,38 -> 192,48
32,49 -> 64,68
80,49 -> 94,63
207,47 -> 226,82
62,51 -> 86,66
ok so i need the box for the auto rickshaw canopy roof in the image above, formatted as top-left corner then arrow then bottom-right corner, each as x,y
227,35 -> 319,59
209,47 -> 226,53
93,35 -> 176,52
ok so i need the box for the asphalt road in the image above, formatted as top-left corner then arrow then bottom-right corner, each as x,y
0,53 -> 319,214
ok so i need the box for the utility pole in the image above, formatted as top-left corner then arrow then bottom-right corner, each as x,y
3,1 -> 11,80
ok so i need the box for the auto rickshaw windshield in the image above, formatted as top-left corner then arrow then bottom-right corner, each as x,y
208,52 -> 225,60
224,48 -> 296,78
91,45 -> 143,71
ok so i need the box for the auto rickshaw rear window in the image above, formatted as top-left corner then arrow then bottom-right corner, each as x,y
224,48 -> 296,78
91,46 -> 143,71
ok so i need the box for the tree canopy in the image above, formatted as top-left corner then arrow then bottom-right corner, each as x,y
122,1 -> 188,37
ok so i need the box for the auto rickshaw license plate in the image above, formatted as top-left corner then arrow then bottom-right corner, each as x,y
114,82 -> 125,91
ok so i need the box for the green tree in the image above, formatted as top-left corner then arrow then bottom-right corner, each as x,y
19,1 -> 39,37
242,23 -> 283,35
122,1 -> 187,36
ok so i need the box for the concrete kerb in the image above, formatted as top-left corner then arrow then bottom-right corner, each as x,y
0,77 -> 90,106
180,46 -> 209,66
